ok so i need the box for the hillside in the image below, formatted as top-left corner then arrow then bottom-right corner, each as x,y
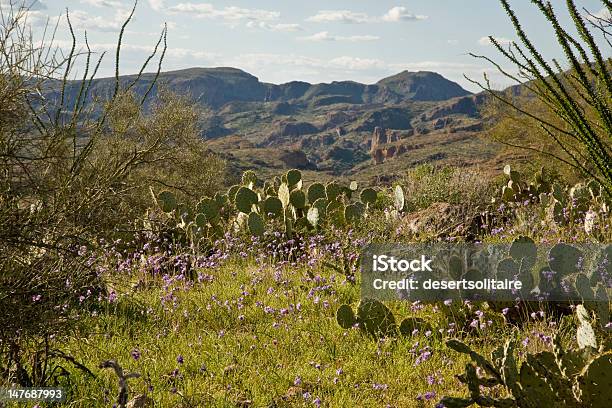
50,67 -> 499,183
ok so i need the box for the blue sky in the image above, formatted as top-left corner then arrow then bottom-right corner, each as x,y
3,0 -> 610,91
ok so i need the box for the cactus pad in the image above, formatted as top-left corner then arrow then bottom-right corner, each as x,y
234,187 -> 258,214
228,185 -> 240,201
278,183 -> 290,209
241,170 -> 258,188
394,185 -> 405,212
336,304 -> 356,329
325,182 -> 342,201
289,189 -> 306,209
344,203 -> 364,224
195,213 -> 207,228
399,318 -> 431,337
263,196 -> 283,218
286,169 -> 302,187
307,183 -> 326,203
247,212 -> 264,236
579,353 -> 612,407
356,299 -> 396,337
548,243 -> 582,274
158,191 -> 177,213
196,198 -> 220,221
360,188 -> 377,205
307,207 -> 319,228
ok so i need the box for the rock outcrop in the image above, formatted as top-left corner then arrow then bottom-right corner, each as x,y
264,121 -> 319,145
370,126 -> 410,164
279,150 -> 316,170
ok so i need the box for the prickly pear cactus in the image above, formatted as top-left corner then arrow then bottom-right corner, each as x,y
263,196 -> 283,218
344,203 -> 364,224
286,169 -> 301,187
157,191 -> 177,213
307,183 -> 326,203
336,304 -> 356,329
398,317 -> 432,337
356,299 -> 396,337
394,185 -> 405,212
578,353 -> 612,407
548,243 -> 582,275
307,207 -> 319,228
335,300 -> 398,338
325,182 -> 341,202
312,198 -> 327,218
234,187 -> 258,214
196,198 -> 220,222
360,188 -> 377,205
441,305 -> 611,408
247,212 -> 264,236
241,170 -> 258,188
289,189 -> 306,209
278,183 -> 290,209
576,305 -> 598,350
194,213 -> 207,228
228,184 -> 240,201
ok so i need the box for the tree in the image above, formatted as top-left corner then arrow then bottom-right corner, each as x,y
470,0 -> 612,196
1,0 -> 223,386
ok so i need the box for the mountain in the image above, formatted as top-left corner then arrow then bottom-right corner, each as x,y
58,67 -> 471,109
376,70 -> 471,101
50,67 -> 498,182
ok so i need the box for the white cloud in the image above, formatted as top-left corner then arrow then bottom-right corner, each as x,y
67,8 -> 133,32
0,0 -> 46,11
388,61 -> 480,71
246,21 -> 302,32
299,31 -> 379,42
382,6 -> 427,22
447,39 -> 459,45
169,3 -> 280,22
306,10 -> 371,24
0,1 -> 48,25
478,36 -> 513,46
307,7 -> 427,24
586,7 -> 611,22
328,56 -> 386,70
52,39 -> 219,62
228,53 -> 386,73
80,0 -> 123,8
148,0 -> 165,12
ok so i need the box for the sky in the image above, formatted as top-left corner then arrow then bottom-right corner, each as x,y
2,0 -> 610,91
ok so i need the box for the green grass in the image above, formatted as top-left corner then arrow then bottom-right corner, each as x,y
47,259 -> 566,408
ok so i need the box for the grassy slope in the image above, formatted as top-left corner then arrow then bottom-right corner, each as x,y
60,260 -> 560,407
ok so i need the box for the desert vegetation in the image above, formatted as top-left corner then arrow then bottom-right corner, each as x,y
0,0 -> 610,407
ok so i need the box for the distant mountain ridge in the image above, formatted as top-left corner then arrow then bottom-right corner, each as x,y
57,67 -> 472,109
46,66 -> 496,181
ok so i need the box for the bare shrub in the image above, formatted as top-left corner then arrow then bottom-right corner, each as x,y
0,1 -> 224,386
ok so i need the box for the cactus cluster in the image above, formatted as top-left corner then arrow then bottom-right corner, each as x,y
494,165 -> 609,234
495,236 -> 537,298
439,305 -> 612,408
153,169 -> 382,245
381,185 -> 405,221
336,299 -> 432,338
538,243 -> 610,326
224,169 -> 379,238
495,165 -> 551,204
153,188 -> 229,245
543,180 -> 609,232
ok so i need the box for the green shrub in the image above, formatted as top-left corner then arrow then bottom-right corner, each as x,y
400,164 -> 496,212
